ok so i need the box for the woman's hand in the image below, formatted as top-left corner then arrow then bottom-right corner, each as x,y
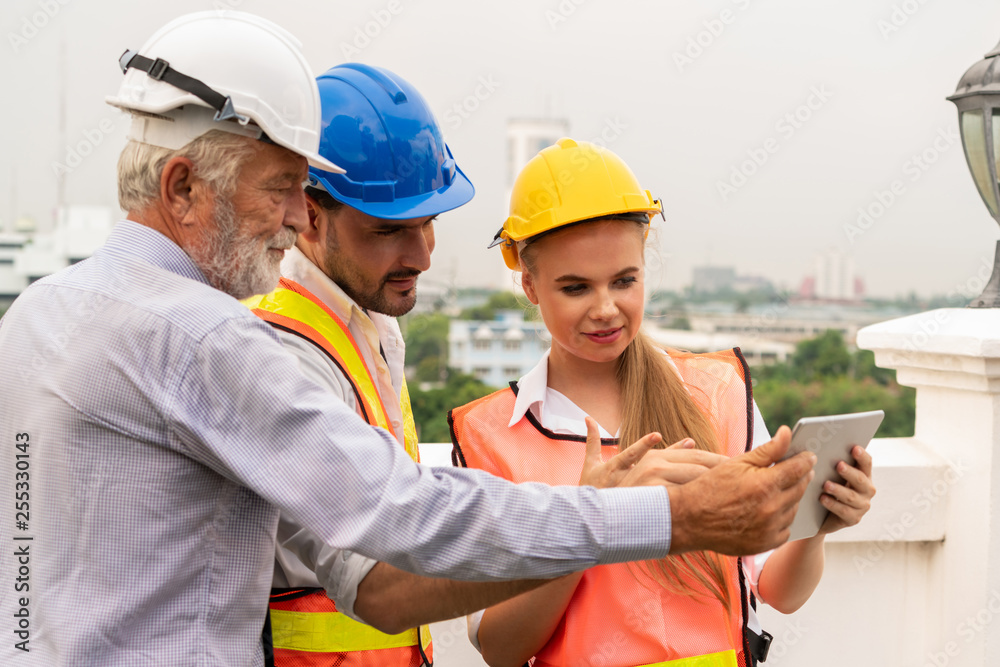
817,445 -> 876,535
578,417 -> 726,489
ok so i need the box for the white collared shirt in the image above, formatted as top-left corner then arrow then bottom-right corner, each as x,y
510,348 -> 772,446
276,246 -> 408,446
270,247 -> 409,616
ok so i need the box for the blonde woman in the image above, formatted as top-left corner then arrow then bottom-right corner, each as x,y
449,139 -> 875,667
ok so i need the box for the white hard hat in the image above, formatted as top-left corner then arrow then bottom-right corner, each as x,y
106,11 -> 343,173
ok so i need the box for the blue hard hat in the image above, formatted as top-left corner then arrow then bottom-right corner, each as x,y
308,63 -> 475,220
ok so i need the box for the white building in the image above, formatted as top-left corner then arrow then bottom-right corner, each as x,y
506,117 -> 570,188
810,248 -> 863,301
645,324 -> 794,365
499,118 -> 571,288
0,206 -> 115,300
449,309 -> 550,387
0,232 -> 29,299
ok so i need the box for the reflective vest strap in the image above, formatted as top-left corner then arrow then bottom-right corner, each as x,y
269,609 -> 421,653
638,649 -> 738,667
245,281 -> 394,435
399,377 -> 420,462
250,307 -> 368,423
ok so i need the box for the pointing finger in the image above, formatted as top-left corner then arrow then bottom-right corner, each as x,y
610,431 -> 663,471
580,417 -> 605,478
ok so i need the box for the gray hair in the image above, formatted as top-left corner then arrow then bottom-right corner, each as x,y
116,130 -> 258,212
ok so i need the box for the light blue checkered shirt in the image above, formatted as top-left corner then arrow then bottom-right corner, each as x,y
0,221 -> 671,666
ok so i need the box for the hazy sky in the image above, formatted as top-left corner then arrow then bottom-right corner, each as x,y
3,0 -> 1000,298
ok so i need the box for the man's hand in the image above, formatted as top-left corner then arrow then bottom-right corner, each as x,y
667,426 -> 817,557
579,417 -> 727,489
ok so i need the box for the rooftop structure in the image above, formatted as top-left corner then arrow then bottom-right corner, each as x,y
448,309 -> 549,387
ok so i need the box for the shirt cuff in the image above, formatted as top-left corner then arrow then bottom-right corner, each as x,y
314,548 -> 379,622
595,486 -> 672,564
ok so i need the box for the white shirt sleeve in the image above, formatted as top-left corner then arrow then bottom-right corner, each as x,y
745,399 -> 773,597
467,609 -> 486,653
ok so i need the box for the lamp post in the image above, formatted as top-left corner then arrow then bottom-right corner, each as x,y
948,38 -> 1000,307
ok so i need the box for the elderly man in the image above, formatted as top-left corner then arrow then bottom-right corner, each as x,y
0,11 -> 814,667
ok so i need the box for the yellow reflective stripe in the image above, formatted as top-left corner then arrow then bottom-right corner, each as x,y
270,609 -> 422,653
638,649 -> 738,667
419,622 -> 432,651
250,287 -> 393,433
399,377 -> 420,462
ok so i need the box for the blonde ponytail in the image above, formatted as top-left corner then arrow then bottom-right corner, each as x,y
617,331 -> 735,614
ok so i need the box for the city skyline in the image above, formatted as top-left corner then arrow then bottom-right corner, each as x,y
2,0 -> 1000,299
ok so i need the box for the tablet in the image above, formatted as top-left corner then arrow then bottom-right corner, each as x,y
781,410 -> 884,541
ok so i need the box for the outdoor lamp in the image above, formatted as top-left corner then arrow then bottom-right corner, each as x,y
948,38 -> 1000,307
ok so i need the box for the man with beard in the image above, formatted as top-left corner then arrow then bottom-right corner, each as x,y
0,12 -> 818,667
245,64 -> 511,666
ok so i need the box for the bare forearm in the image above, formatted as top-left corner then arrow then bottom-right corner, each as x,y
757,535 -> 825,614
478,572 -> 584,667
353,562 -> 549,635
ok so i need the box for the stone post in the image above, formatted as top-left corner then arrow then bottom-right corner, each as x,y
859,308 -> 1000,667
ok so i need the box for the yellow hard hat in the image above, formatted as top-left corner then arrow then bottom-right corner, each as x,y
489,137 -> 663,270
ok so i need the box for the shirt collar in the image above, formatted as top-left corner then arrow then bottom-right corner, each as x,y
508,347 -> 551,428
102,220 -> 210,286
506,346 -> 688,432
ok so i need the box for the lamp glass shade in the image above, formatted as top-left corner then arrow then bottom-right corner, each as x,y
961,109 -> 1000,217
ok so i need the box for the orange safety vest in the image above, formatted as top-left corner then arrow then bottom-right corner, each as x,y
449,349 -> 756,667
246,277 -> 431,667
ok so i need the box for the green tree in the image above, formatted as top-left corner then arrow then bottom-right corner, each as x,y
401,313 -> 450,381
791,329 -> 851,380
751,329 -> 915,439
850,349 -> 894,385
754,376 -> 914,438
407,371 -> 496,443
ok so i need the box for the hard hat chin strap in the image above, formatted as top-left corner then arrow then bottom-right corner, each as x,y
118,49 -> 249,125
